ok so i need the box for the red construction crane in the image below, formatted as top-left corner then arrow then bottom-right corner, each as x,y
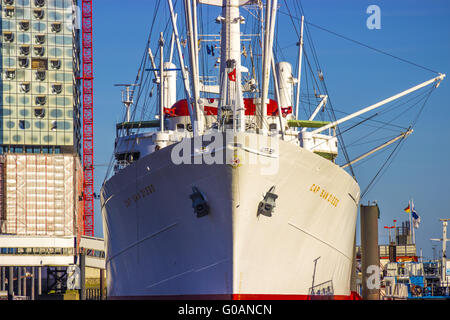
81,0 -> 94,236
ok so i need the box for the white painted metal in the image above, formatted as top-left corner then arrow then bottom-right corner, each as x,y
276,62 -> 294,110
147,48 -> 159,82
295,16 -> 304,120
114,84 -> 138,123
217,0 -> 246,132
299,131 -> 338,156
169,14 -> 177,64
258,0 -> 272,131
184,0 -> 204,135
192,0 -> 200,85
163,62 -> 177,109
308,95 -> 327,122
271,58 -> 285,138
341,129 -> 413,169
167,0 -> 195,128
159,33 -> 165,132
301,95 -> 328,133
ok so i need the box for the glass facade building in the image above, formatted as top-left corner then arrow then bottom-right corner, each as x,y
1,0 -> 81,155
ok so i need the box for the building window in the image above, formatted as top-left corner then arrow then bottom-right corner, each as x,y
19,57 -> 29,68
19,120 -> 26,130
3,32 -> 14,43
34,0 -> 45,7
20,82 -> 31,93
20,46 -> 30,56
35,96 -> 47,106
4,0 -> 15,5
50,60 -> 61,70
19,21 -> 30,31
34,108 -> 45,118
35,70 -> 46,81
52,84 -> 63,94
5,7 -> 15,18
51,23 -> 61,33
35,34 -> 45,44
5,70 -> 16,80
33,9 -> 45,20
51,121 -> 57,131
33,46 -> 45,57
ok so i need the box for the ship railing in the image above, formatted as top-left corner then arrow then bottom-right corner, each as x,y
308,280 -> 334,298
114,160 -> 130,171
82,288 -> 106,300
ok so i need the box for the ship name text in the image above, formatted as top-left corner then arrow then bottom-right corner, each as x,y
124,184 -> 156,208
309,183 -> 339,208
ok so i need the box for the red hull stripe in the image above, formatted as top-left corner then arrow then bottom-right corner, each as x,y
109,292 -> 362,301
233,292 -> 362,300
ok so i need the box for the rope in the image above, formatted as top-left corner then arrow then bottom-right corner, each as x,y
274,10 -> 441,76
360,86 -> 435,199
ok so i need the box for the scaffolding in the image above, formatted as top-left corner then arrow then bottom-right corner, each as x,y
0,156 -> 5,233
2,154 -> 82,237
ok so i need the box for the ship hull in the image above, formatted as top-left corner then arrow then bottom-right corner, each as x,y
101,132 -> 360,299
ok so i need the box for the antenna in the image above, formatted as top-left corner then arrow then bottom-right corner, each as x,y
114,84 -> 140,122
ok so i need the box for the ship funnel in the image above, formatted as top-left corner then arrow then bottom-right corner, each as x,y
276,62 -> 294,109
163,62 -> 177,109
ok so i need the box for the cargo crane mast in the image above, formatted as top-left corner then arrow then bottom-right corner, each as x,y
81,0 -> 94,236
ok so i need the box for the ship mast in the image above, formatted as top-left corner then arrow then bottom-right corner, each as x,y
217,0 -> 246,132
258,0 -> 277,132
199,0 -> 257,132
184,0 -> 205,135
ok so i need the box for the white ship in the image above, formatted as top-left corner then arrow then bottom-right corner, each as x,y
100,0 -> 445,299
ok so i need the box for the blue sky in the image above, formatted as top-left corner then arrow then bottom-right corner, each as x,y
91,0 -> 450,260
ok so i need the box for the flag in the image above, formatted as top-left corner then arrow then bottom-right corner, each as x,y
404,204 -> 410,213
228,68 -> 236,82
411,201 -> 420,229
